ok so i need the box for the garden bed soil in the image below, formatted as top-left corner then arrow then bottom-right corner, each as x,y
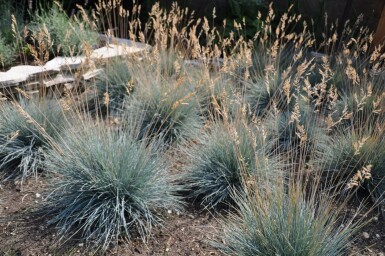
0,177 -> 384,256
0,177 -> 220,256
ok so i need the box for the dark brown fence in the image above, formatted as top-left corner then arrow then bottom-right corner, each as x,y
275,0 -> 384,31
374,5 -> 385,46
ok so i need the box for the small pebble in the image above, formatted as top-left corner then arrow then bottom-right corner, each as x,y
362,232 -> 370,239
167,210 -> 172,214
78,243 -> 84,247
373,217 -> 379,222
376,234 -> 381,239
35,193 -> 41,198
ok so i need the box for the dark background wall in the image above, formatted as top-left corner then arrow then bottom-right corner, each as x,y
276,0 -> 385,33
13,0 -> 385,40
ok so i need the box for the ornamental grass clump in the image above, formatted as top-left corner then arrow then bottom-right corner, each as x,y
185,119 -> 278,209
194,71 -> 239,120
322,129 -> 385,211
123,66 -> 201,146
244,44 -> 308,118
217,183 -> 360,256
330,88 -> 385,132
155,50 -> 185,78
86,59 -> 133,116
0,99 -> 67,182
264,105 -> 329,162
245,73 -> 294,117
40,122 -> 181,250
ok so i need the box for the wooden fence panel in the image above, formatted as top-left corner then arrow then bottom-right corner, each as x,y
374,6 -> 385,46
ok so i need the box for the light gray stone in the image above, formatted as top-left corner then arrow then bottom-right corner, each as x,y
44,74 -> 75,87
82,68 -> 104,80
25,90 -> 39,96
90,44 -> 146,61
0,37 -> 149,92
64,83 -> 75,91
43,56 -> 89,72
98,34 -> 151,51
0,65 -> 45,87
23,81 -> 40,91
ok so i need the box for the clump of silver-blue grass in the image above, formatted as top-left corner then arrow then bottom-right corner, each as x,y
39,122 -> 182,250
185,119 -> 278,210
0,99 -> 68,183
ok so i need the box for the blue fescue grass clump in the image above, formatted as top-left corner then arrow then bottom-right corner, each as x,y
194,72 -> 238,120
245,73 -> 294,117
185,119 -> 278,209
155,50 -> 186,78
0,99 -> 67,182
40,122 -> 181,250
123,75 -> 202,146
86,59 -> 133,116
330,91 -> 385,132
263,106 -> 329,161
217,187 -> 359,256
322,129 -> 385,209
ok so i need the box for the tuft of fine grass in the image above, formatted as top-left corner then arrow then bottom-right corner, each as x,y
330,91 -> 385,132
263,105 -> 329,163
0,99 -> 68,183
217,184 -> 360,256
322,128 -> 385,210
185,119 -> 278,209
194,71 -> 239,120
86,58 -> 134,116
245,73 -> 294,117
40,122 -> 181,250
123,72 -> 202,146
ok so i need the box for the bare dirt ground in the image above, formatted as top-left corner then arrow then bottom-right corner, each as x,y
0,177 -> 221,256
0,177 -> 384,256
